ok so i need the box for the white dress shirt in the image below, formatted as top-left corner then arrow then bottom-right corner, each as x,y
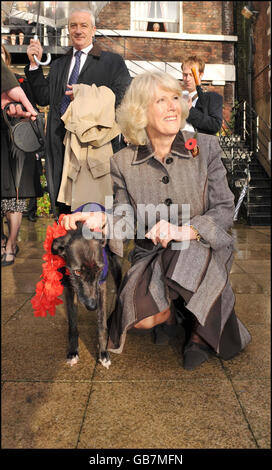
67,43 -> 93,80
182,90 -> 198,132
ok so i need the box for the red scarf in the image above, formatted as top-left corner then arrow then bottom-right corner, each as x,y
31,214 -> 69,317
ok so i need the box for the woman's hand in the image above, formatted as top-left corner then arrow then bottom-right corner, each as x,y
1,87 -> 38,120
145,220 -> 198,248
61,211 -> 107,233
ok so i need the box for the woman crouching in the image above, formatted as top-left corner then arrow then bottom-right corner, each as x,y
62,71 -> 251,370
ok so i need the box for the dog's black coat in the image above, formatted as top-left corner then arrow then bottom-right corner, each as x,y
51,222 -> 121,368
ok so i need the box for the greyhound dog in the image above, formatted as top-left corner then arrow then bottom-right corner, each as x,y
51,220 -> 121,369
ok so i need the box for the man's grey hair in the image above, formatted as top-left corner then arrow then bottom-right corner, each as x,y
68,8 -> 96,27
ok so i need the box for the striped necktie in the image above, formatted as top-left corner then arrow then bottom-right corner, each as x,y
60,50 -> 83,115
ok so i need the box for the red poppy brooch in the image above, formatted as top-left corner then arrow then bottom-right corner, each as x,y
185,131 -> 199,157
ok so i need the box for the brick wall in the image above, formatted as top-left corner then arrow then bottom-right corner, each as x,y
222,1 -> 235,35
96,1 -> 130,29
253,1 -> 271,106
235,1 -> 251,103
96,36 -> 234,65
97,1 -> 236,37
253,1 -> 271,170
95,1 -> 235,122
183,1 -> 222,34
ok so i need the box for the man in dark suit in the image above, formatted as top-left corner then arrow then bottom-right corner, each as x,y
25,8 -> 131,213
181,55 -> 223,135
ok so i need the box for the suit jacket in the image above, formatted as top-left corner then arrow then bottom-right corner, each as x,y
24,42 -> 131,200
187,85 -> 223,135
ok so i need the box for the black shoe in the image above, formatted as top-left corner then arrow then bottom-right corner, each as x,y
1,252 -> 15,267
1,234 -> 7,259
183,341 -> 215,371
28,214 -> 37,222
127,326 -> 154,336
153,323 -> 177,345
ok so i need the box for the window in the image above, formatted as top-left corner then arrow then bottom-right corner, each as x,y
132,2 -> 181,33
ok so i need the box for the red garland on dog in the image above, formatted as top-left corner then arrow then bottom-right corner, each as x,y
31,214 -> 68,317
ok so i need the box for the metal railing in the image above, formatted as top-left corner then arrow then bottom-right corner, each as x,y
220,100 -> 271,160
219,100 -> 271,220
95,23 -> 182,77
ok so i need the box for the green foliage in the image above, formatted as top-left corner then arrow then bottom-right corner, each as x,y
37,174 -> 52,217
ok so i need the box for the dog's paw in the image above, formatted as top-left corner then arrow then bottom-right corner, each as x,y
67,354 -> 79,367
98,351 -> 111,369
99,357 -> 111,369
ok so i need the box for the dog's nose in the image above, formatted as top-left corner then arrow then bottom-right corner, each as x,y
85,298 -> 97,311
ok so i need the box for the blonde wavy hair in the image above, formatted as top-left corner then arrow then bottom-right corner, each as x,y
116,71 -> 189,146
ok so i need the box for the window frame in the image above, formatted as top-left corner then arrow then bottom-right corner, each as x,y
130,1 -> 183,33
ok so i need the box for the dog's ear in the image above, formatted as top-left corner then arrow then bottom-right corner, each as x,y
51,234 -> 72,256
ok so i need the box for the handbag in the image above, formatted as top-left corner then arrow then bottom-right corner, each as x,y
3,102 -> 45,153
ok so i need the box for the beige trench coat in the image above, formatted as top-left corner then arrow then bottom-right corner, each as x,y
57,83 -> 120,211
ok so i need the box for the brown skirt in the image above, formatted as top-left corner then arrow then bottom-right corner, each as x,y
107,240 -> 251,359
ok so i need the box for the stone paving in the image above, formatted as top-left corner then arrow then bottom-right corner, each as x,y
1,218 -> 270,450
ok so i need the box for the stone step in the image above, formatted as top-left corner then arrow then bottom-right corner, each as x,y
249,186 -> 271,195
248,203 -> 271,213
248,195 -> 271,205
249,180 -> 271,189
247,213 -> 271,226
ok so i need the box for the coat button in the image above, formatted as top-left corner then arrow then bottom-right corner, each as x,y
165,198 -> 172,206
162,176 -> 169,184
166,157 -> 173,164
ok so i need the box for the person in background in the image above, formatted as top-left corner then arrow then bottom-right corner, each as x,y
1,45 -> 43,266
153,23 -> 160,32
25,194 -> 38,222
181,55 -> 223,135
61,71 -> 251,371
25,8 -> 131,215
9,27 -> 25,46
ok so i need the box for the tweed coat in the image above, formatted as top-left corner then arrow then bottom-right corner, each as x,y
24,43 -> 131,200
106,130 -> 251,357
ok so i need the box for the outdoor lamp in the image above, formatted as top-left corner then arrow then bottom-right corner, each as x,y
241,5 -> 259,20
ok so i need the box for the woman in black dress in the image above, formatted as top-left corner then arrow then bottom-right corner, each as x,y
1,45 -> 43,267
